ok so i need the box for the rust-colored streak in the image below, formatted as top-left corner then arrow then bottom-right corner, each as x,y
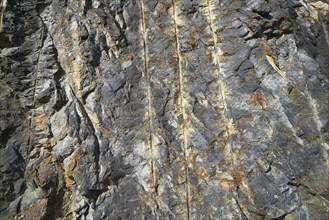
27,169 -> 37,182
252,92 -> 266,109
64,152 -> 81,189
259,39 -> 279,66
259,40 -> 270,55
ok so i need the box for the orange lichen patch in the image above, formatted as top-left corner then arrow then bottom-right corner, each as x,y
252,92 -> 266,109
234,162 -> 245,185
24,199 -> 48,220
64,169 -> 74,189
64,152 -> 81,189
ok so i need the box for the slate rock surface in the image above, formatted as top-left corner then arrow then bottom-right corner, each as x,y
0,0 -> 329,219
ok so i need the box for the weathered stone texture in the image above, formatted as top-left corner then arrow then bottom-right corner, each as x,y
0,0 -> 328,219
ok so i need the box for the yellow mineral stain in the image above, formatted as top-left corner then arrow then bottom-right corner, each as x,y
58,128 -> 69,141
205,49 -> 213,60
85,108 -> 113,138
35,115 -> 48,130
208,37 -> 214,46
259,39 -> 286,79
72,67 -> 83,91
285,214 -> 297,220
220,179 -> 235,187
64,152 -> 80,189
198,167 -> 209,180
289,87 -> 303,110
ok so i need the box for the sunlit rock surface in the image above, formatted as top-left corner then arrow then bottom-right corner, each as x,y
0,0 -> 328,219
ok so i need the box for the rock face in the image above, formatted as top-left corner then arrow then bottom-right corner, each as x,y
0,0 -> 329,219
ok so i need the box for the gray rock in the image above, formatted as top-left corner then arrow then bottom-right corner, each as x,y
0,0 -> 328,219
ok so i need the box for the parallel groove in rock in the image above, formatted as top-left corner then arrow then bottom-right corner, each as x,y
172,0 -> 191,219
140,0 -> 156,187
27,20 -> 46,164
207,1 -> 246,217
